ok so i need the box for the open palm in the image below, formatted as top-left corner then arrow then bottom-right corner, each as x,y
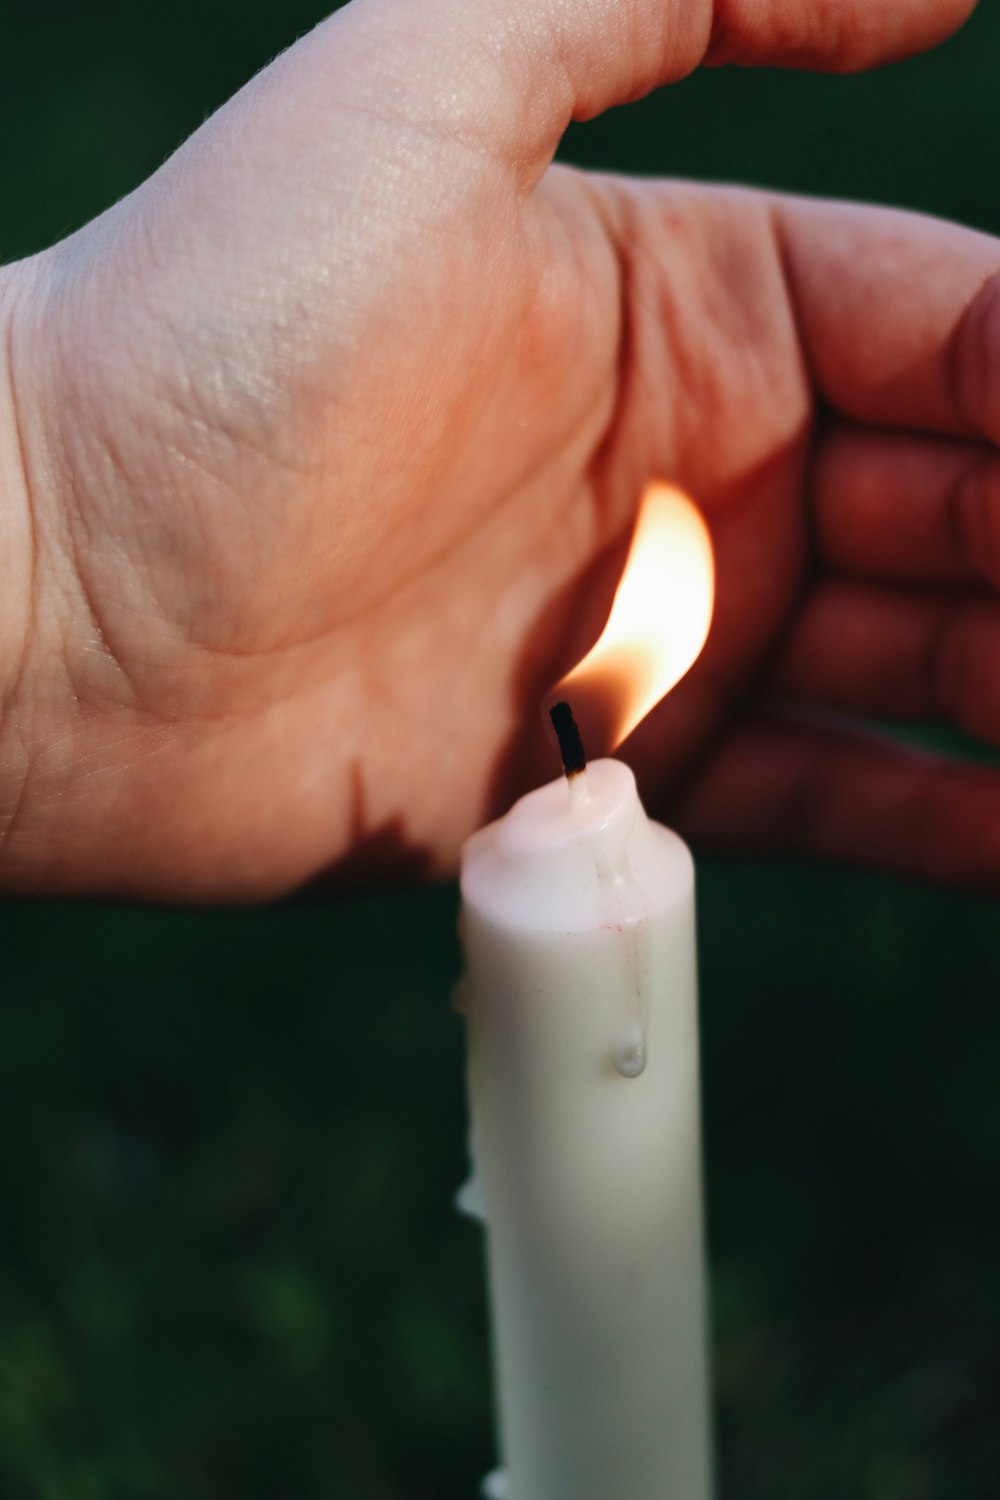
3,0 -> 997,901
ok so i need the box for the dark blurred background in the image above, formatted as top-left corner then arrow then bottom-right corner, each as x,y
2,4 -> 999,1498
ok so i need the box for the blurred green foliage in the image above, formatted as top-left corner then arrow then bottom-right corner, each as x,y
2,2 -> 1000,1497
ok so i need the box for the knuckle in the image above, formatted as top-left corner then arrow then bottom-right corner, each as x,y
950,270 -> 1000,444
951,451 -> 1000,589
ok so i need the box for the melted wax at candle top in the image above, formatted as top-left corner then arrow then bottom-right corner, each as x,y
463,760 -> 693,1083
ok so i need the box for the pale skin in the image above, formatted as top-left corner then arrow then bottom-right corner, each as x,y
1,0 -> 999,903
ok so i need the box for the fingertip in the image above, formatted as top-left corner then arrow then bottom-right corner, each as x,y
706,0 -> 979,73
950,268 -> 1000,448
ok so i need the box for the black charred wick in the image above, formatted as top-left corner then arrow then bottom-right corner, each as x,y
549,701 -> 588,780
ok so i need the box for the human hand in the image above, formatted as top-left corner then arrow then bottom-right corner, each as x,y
0,0 -> 993,901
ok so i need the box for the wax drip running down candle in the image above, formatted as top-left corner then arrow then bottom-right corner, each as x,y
458,482 -> 716,1500
549,700 -> 650,1079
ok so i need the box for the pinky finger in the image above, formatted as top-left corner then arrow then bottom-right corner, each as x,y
671,712 -> 1000,892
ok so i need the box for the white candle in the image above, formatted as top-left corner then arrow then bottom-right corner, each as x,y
460,757 -> 711,1499
456,482 -> 716,1499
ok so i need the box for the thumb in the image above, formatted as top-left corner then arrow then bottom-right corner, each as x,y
40,0 -> 976,481
361,0 -> 978,186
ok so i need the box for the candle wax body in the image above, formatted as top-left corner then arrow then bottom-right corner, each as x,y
460,759 -> 711,1500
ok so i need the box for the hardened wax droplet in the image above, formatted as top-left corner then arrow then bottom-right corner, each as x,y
612,1029 -> 647,1079
455,1174 -> 487,1224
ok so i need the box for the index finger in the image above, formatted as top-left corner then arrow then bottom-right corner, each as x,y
773,196 -> 1000,439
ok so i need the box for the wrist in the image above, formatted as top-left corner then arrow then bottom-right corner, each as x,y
0,262 -> 39,879
0,262 -> 36,705
0,254 -> 80,892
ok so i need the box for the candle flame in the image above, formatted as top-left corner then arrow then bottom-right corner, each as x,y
554,482 -> 715,751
